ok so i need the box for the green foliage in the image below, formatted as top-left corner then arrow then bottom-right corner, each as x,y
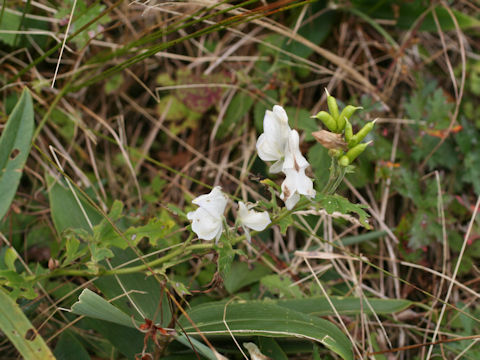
3,0 -> 479,358
317,194 -> 371,228
54,331 -> 91,360
178,300 -> 354,360
217,91 -> 254,139
55,0 -> 110,48
223,261 -> 271,294
350,1 -> 480,31
261,274 -> 304,298
0,89 -> 34,220
71,288 -> 137,328
0,287 -> 55,359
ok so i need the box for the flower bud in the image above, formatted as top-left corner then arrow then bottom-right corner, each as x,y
313,111 -> 336,132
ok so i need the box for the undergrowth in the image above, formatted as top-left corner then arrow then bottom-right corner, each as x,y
1,0 -> 480,359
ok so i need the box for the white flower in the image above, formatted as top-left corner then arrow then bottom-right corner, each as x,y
280,130 -> 316,210
256,105 -> 291,173
187,186 -> 228,241
237,201 -> 271,243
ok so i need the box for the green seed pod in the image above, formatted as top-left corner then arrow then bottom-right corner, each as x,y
339,155 -> 350,167
344,118 -> 353,142
339,105 -> 362,122
345,141 -> 372,164
348,119 -> 376,147
313,111 -> 337,132
325,88 -> 339,121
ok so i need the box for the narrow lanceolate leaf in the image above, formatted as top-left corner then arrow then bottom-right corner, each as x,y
0,287 -> 55,359
275,296 -> 412,316
177,301 -> 353,360
0,89 -> 34,220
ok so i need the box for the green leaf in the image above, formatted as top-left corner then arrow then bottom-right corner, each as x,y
0,88 -> 34,220
46,174 -> 103,234
63,234 -> 82,265
177,301 -> 353,360
258,337 -> 288,360
286,107 -> 316,141
4,247 -> 17,271
350,1 -> 480,31
223,262 -> 271,294
277,214 -> 293,235
71,288 -> 137,328
260,274 -> 304,299
54,331 -> 91,360
216,92 -> 254,139
217,241 -> 235,276
72,286 -> 217,360
83,318 -> 144,359
0,287 -> 55,359
94,248 -> 172,326
317,194 -> 371,228
90,243 -> 114,262
55,0 -> 110,47
0,11 -> 21,46
275,296 -> 412,316
126,211 -> 177,247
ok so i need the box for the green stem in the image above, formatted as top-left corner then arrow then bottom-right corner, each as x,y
28,200 -> 307,282
327,165 -> 347,195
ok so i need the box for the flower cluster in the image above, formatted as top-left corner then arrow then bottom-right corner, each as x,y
256,105 -> 316,210
187,186 -> 271,242
187,105 -> 319,242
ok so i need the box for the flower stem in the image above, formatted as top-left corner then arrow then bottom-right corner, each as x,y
321,157 -> 346,195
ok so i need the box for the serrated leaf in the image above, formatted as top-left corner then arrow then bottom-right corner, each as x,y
0,89 -> 34,221
178,300 -> 353,360
0,287 -> 55,359
90,244 -> 114,262
260,274 -> 304,299
126,211 -> 177,246
317,194 -> 371,228
277,214 -> 293,234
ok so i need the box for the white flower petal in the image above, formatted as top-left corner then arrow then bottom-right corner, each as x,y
284,192 -> 300,210
283,129 -> 309,171
192,186 -> 228,218
256,105 -> 291,171
280,168 -> 316,210
272,105 -> 288,123
238,201 -> 271,231
256,133 -> 281,162
187,207 -> 223,241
